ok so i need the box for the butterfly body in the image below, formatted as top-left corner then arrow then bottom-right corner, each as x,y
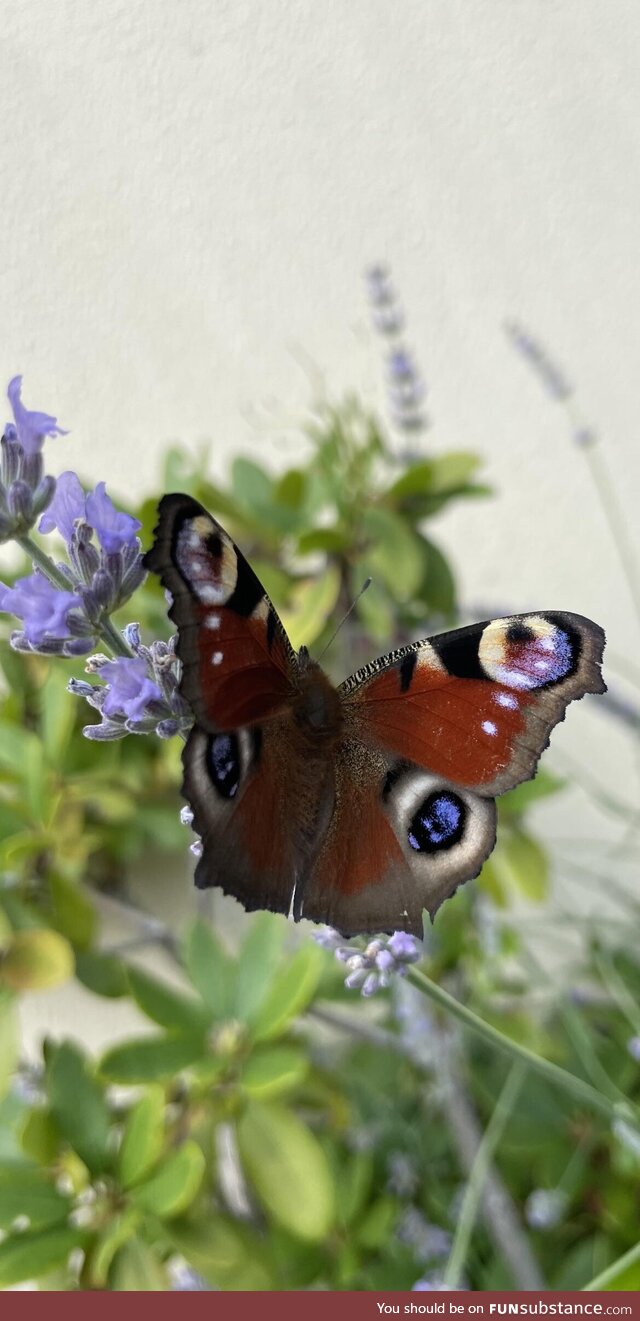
145,493 -> 606,937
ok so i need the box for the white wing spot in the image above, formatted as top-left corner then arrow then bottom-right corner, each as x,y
188,531 -> 201,549
198,583 -> 227,605
494,692 -> 518,709
212,651 -> 223,666
205,614 -> 221,630
482,720 -> 498,736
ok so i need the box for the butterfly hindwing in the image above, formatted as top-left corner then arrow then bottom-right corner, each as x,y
340,611 -> 606,796
298,740 -> 497,935
144,494 -> 296,731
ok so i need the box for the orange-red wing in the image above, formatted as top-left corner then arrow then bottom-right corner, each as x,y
340,612 -> 606,796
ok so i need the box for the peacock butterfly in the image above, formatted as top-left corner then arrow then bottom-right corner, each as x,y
144,493 -> 606,937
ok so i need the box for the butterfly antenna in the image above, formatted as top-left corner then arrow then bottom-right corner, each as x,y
316,578 -> 372,663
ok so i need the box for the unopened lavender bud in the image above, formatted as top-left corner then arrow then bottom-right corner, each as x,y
20,451 -> 44,490
83,719 -> 128,741
1,435 -> 20,487
180,805 -> 195,826
85,653 -> 112,672
345,967 -> 369,990
123,622 -> 142,650
78,587 -> 101,624
375,949 -> 395,973
364,939 -> 384,960
31,474 -> 57,518
8,480 -> 33,523
65,609 -> 97,638
104,552 -> 123,595
70,538 -> 100,584
68,678 -> 96,698
362,972 -> 380,997
119,557 -> 146,601
62,638 -> 95,656
156,718 -> 180,738
91,569 -> 115,610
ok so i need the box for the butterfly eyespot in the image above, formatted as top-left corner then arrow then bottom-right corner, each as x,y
407,790 -> 466,853
207,733 -> 241,799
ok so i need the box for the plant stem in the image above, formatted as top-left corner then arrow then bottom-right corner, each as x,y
581,440 -> 640,633
582,1239 -> 640,1291
443,1062 -> 527,1288
407,967 -> 637,1124
17,534 -> 74,592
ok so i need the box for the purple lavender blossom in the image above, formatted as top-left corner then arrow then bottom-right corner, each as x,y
316,927 -> 423,996
0,573 -> 82,645
365,264 -> 428,435
39,471 -> 86,541
85,482 -> 141,554
98,657 -> 163,721
5,376 -> 67,456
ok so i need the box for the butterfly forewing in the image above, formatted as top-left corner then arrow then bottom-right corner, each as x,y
144,493 -> 297,731
340,611 -> 606,796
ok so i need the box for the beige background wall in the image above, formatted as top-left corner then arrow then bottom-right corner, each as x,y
1,3 -> 639,1049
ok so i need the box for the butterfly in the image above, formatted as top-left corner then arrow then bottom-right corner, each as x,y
144,493 -> 606,937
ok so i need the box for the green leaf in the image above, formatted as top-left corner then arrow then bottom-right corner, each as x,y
74,949 -> 129,998
49,874 -> 96,950
251,943 -> 324,1042
237,1101 -> 335,1241
169,1217 -> 273,1291
89,1208 -> 142,1288
336,1151 -> 374,1227
361,508 -> 424,599
131,1140 -> 205,1219
421,537 -> 456,615
231,457 -> 273,511
40,668 -> 77,767
234,913 -> 284,1024
118,1086 -> 165,1189
183,919 -> 235,1020
279,566 -> 341,650
389,452 -> 482,500
0,1166 -> 71,1230
0,930 -> 74,991
0,1224 -> 86,1288
108,1237 -> 168,1290
355,1195 -> 398,1249
297,527 -> 350,555
0,997 -> 18,1101
19,1109 -> 60,1167
240,1046 -> 308,1098
355,576 -> 396,643
48,1042 -> 111,1174
127,966 -> 211,1033
100,1033 -> 205,1083
494,830 -> 550,903
274,468 -> 307,509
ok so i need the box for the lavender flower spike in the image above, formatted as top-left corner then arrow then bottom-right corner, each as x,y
85,482 -> 141,555
6,376 -> 67,456
316,927 -> 423,997
99,657 -> 163,721
39,471 -> 86,541
0,573 -> 82,645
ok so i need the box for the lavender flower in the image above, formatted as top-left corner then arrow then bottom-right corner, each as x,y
504,320 -> 572,403
396,1206 -> 451,1260
315,927 -> 422,996
38,471 -> 86,541
0,573 -> 82,646
365,263 -> 428,436
85,482 -> 141,554
73,633 -> 192,741
5,376 -> 67,456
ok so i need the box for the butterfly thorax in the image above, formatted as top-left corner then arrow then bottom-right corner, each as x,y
293,650 -> 343,739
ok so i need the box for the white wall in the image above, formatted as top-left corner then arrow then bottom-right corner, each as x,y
2,2 -> 639,984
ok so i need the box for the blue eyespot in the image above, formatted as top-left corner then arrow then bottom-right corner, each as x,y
208,733 -> 240,799
408,790 -> 465,853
